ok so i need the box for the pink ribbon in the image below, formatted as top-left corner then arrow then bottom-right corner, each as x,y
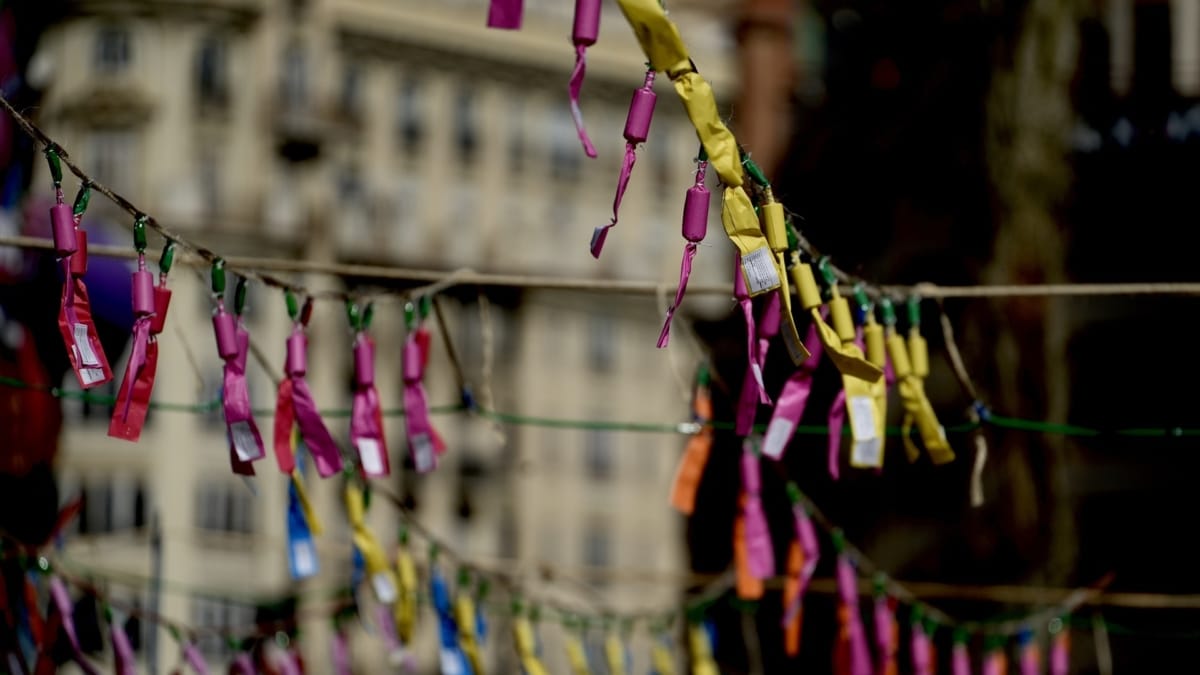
57,259 -> 112,389
277,650 -> 301,675
49,577 -> 99,675
486,0 -> 523,29
184,642 -> 211,674
1019,637 -> 1039,675
275,327 -> 342,478
982,650 -> 1005,675
592,70 -> 656,258
404,331 -> 438,473
115,317 -> 148,423
225,325 -> 266,475
231,652 -> 255,674
658,242 -> 698,348
762,322 -> 824,459
568,46 -> 597,158
658,159 -> 709,348
1050,630 -> 1069,675
332,630 -> 352,675
377,605 -> 401,653
110,615 -> 136,675
783,502 -> 820,625
874,596 -> 896,675
952,642 -> 972,675
827,328 -> 867,480
351,335 -> 389,477
735,294 -> 781,435
734,255 -> 767,403
740,443 -> 774,578
911,622 -> 932,675
837,555 -> 872,675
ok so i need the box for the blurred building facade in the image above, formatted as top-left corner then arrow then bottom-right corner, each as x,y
30,0 -> 734,672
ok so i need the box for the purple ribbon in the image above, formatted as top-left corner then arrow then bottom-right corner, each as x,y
224,325 -> 266,470
110,615 -> 136,675
1050,632 -> 1069,675
291,375 -> 342,477
590,145 -> 635,258
734,255 -> 767,404
403,333 -> 437,473
911,622 -> 932,675
762,322 -> 824,460
735,294 -> 781,435
657,242 -> 698,348
184,642 -> 211,674
1020,639 -> 1039,675
952,642 -> 972,675
740,443 -> 774,578
568,45 -> 598,158
49,577 -> 100,675
486,0 -> 523,29
837,555 -> 872,675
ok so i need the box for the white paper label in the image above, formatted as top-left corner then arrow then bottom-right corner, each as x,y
741,247 -> 780,295
372,572 -> 398,604
73,323 -> 100,366
749,362 -> 766,396
762,418 -> 795,460
412,435 -> 436,473
291,540 -> 317,578
848,396 -> 882,467
79,368 -> 105,385
356,438 -> 384,475
231,421 -> 261,461
439,649 -> 464,675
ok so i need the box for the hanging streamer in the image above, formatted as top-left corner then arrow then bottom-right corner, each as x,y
733,255 -> 767,403
403,298 -> 444,474
592,69 -> 656,257
274,292 -> 343,477
48,576 -> 99,675
211,268 -> 265,475
564,622 -> 592,675
834,541 -> 872,675
651,634 -> 676,675
108,609 -> 136,675
109,229 -> 171,442
433,569 -> 474,675
486,0 -> 523,29
1050,621 -> 1069,675
873,587 -> 898,675
287,457 -> 320,580
657,150 -> 709,348
348,302 -> 389,477
733,496 -> 762,601
883,298 -> 954,465
1018,629 -> 1040,675
791,258 -> 882,383
855,287 -> 889,470
782,484 -> 819,630
982,639 -> 1007,675
735,293 -> 780,436
331,626 -> 352,675
394,534 -> 419,646
568,0 -> 601,158
740,439 -> 774,579
762,321 -> 824,460
512,610 -> 549,675
782,540 -> 804,657
183,641 -> 210,675
48,170 -> 112,389
345,482 -> 398,605
687,623 -> 719,675
951,630 -> 972,675
669,366 -> 713,514
909,612 -> 933,675
455,573 -> 485,675
613,0 -> 778,297
605,630 -> 629,675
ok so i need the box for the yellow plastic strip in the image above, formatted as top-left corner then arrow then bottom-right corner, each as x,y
345,482 -> 399,603
394,546 -> 418,643
455,592 -> 484,675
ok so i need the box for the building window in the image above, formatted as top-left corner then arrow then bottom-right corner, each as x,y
454,86 -> 478,166
340,63 -> 362,119
586,315 -> 615,372
397,76 -> 424,154
192,598 -> 256,657
195,481 -> 254,534
508,99 -> 525,173
195,36 -> 228,107
78,475 -> 147,535
281,43 -> 308,108
582,518 -> 611,572
88,130 -> 136,196
549,107 -> 581,182
584,429 -> 614,480
95,26 -> 131,73
198,152 -> 221,216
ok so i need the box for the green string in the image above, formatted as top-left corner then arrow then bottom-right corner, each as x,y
4,373 -> 1200,438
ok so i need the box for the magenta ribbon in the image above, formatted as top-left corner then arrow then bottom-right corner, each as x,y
225,325 -> 266,473
184,642 -> 211,674
568,45 -> 598,158
110,615 -> 136,675
231,652 -> 255,674
403,332 -> 437,474
911,623 -> 933,675
837,555 -> 872,675
351,335 -> 389,477
592,71 -> 655,259
735,294 -> 781,435
377,605 -> 402,653
783,503 -> 820,626
1020,640 -> 1039,675
952,642 -> 972,675
734,255 -> 767,403
286,328 -> 343,477
279,650 -> 302,675
657,242 -> 698,348
874,597 -> 895,674
49,577 -> 100,675
486,0 -> 523,29
982,651 -> 1005,675
762,322 -> 824,460
1050,632 -> 1068,675
116,317 -> 149,423
590,146 -> 633,258
332,630 -> 352,675
658,160 -> 709,348
827,328 -> 867,480
740,442 -> 774,578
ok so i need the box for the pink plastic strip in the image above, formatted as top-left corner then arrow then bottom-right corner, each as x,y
740,444 -> 774,578
568,45 -> 598,158
952,643 -> 972,675
657,242 -> 698,348
591,144 -> 635,258
836,555 -> 872,675
486,0 -> 523,29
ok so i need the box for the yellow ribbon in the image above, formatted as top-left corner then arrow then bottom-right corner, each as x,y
605,633 -> 627,675
288,428 -> 322,535
393,544 -> 418,643
792,260 -> 882,383
688,624 -> 719,675
344,482 -> 398,604
889,328 -> 954,465
652,639 -> 676,675
762,199 -> 809,364
513,617 -> 549,675
615,0 -> 778,297
854,316 -> 889,468
455,591 -> 484,675
564,631 -> 592,675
